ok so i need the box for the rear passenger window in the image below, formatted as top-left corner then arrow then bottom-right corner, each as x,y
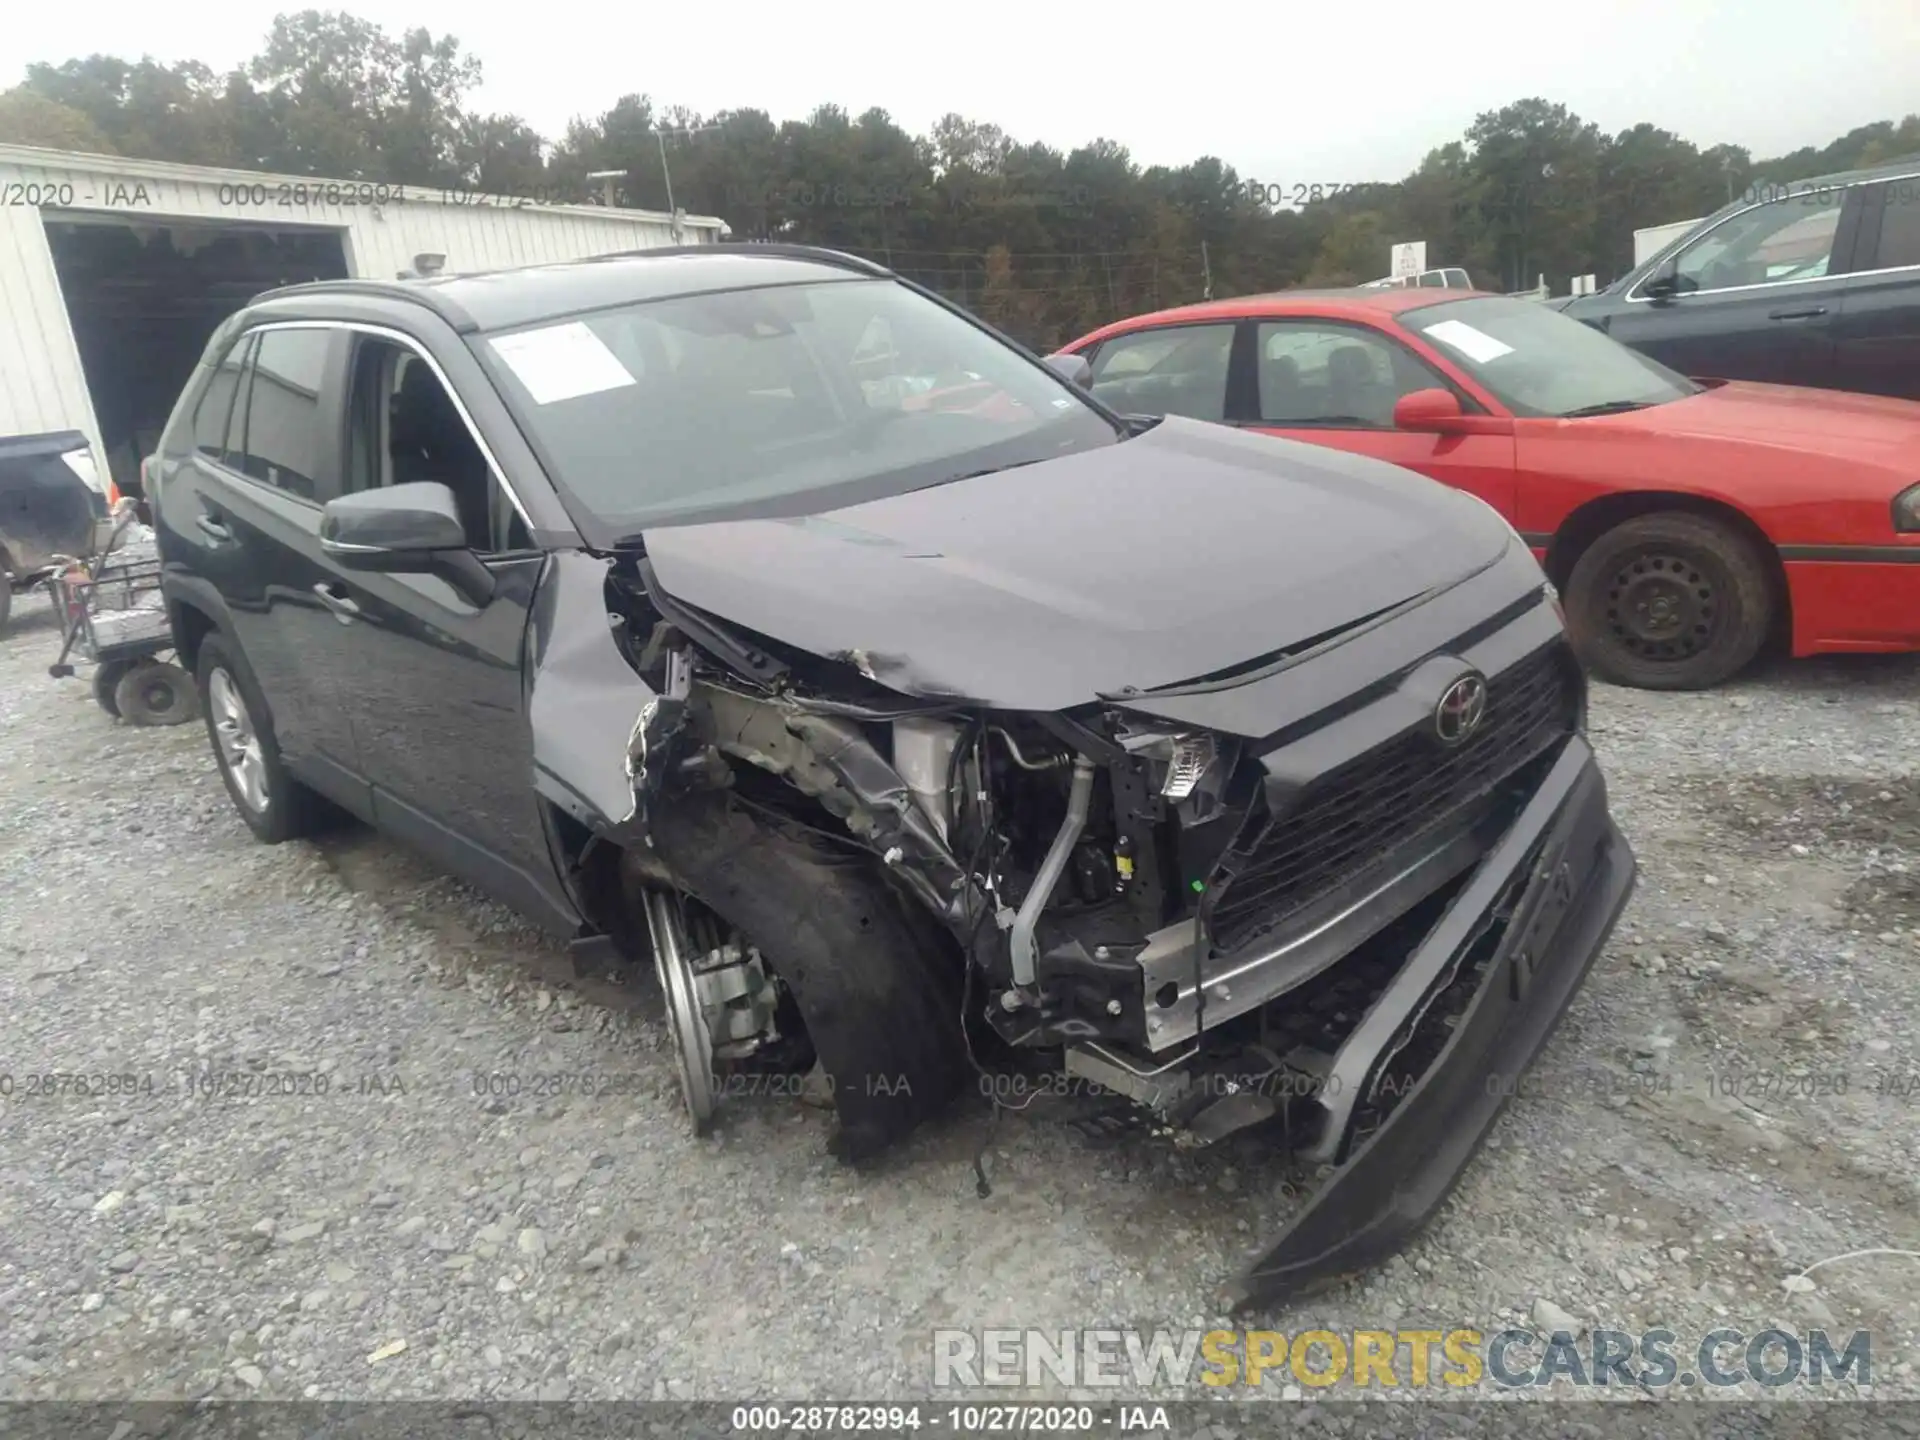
231,329 -> 331,501
1870,184 -> 1920,270
1086,324 -> 1234,422
193,335 -> 253,463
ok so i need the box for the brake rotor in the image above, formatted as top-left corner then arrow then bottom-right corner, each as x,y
642,890 -> 718,1130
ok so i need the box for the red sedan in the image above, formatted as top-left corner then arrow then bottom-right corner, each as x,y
1058,290 -> 1920,689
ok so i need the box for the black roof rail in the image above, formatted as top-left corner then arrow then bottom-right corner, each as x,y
248,278 -> 482,330
582,242 -> 894,277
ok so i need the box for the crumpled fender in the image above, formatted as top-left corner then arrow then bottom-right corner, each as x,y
525,550 -> 658,835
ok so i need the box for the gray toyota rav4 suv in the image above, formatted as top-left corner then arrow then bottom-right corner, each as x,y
149,245 -> 1634,1305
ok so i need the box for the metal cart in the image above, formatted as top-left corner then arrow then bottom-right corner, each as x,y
46,517 -> 198,725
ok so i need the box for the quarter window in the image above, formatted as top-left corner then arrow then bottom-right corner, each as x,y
1086,324 -> 1234,421
1667,196 -> 1844,294
230,329 -> 331,501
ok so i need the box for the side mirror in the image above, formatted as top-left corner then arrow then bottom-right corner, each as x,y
1643,259 -> 1681,302
320,480 -> 494,605
1044,352 -> 1093,388
1392,387 -> 1468,432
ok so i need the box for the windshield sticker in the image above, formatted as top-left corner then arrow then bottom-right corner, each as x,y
489,322 -> 637,405
1423,320 -> 1515,364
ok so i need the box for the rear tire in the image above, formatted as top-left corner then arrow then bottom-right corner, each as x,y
195,634 -> 329,843
645,793 -> 970,1161
1564,513 -> 1773,690
0,576 -> 11,637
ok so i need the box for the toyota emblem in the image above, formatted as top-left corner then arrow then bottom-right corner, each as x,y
1434,673 -> 1489,745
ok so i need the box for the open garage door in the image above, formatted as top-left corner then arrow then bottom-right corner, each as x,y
43,216 -> 349,499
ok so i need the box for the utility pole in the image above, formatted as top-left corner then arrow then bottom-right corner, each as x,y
653,123 -> 725,241
1200,241 -> 1214,301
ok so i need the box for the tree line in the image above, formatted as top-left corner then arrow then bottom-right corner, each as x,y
3,11 -> 1916,349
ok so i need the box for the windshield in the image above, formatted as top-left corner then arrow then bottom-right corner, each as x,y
1399,295 -> 1700,417
473,277 -> 1120,532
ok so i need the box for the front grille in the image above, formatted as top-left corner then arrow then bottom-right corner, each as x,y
1207,642 -> 1578,953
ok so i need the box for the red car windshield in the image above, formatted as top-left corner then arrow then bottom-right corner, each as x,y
1400,295 -> 1699,418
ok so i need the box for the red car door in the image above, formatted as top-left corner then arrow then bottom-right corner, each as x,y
1238,317 -> 1520,520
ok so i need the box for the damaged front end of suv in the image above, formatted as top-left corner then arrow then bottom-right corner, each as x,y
458,252 -> 1636,1311
532,431 -> 1634,1313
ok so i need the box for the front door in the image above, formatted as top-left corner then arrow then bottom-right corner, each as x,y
1238,319 -> 1519,519
320,331 -> 575,934
1606,188 -> 1858,387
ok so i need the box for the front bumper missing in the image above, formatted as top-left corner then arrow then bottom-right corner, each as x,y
1227,734 -> 1636,1309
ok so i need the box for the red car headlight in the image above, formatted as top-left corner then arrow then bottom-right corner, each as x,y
1896,482 -> 1920,533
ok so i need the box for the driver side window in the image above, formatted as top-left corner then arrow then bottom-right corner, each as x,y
344,340 -> 529,554
1255,322 -> 1450,428
1669,195 -> 1844,294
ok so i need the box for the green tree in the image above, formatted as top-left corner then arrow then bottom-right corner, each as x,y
0,89 -> 117,153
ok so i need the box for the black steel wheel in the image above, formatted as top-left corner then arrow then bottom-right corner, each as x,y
1565,512 -> 1772,690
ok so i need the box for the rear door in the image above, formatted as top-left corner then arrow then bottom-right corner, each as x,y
1604,186 -> 1864,386
1082,322 -> 1237,422
162,324 -> 367,806
1827,176 -> 1920,398
1236,318 -> 1519,519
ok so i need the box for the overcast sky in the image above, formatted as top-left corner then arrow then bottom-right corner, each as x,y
6,0 -> 1916,186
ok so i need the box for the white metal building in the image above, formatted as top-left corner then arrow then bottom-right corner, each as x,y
0,143 -> 728,494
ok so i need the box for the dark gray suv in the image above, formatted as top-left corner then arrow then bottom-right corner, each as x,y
1561,158 -> 1920,398
148,244 -> 1634,1306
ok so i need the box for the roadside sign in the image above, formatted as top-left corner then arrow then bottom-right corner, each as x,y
1391,242 -> 1427,278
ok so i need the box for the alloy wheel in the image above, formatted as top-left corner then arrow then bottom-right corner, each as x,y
208,667 -> 269,813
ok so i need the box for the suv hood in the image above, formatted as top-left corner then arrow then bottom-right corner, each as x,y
639,415 -> 1513,714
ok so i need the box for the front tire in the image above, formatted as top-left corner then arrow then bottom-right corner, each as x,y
195,634 -> 328,843
1564,513 -> 1773,690
643,794 -> 970,1161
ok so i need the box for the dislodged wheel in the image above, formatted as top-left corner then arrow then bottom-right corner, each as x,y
639,889 -> 792,1132
114,660 -> 200,726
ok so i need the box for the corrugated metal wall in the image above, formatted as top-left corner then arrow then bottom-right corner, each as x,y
0,144 -> 727,478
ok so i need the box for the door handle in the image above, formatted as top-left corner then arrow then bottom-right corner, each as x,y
312,582 -> 361,623
1767,306 -> 1829,321
195,513 -> 233,542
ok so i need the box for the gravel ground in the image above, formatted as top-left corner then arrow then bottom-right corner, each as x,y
3,592 -> 1918,1408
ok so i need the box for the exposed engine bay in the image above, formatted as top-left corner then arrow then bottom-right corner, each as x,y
597,547 -> 1593,1183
